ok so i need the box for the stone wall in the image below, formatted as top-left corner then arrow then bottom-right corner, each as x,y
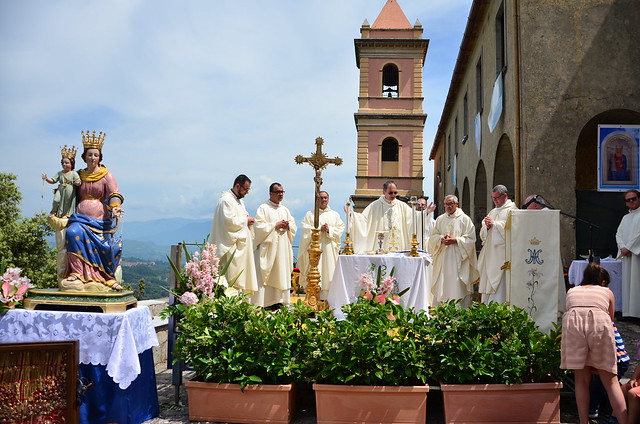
139,298 -> 169,369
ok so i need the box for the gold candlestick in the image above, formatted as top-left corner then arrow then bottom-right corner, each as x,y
409,233 -> 419,257
304,228 -> 327,311
341,232 -> 354,255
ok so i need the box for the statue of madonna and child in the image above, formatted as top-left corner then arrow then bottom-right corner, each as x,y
43,131 -> 124,292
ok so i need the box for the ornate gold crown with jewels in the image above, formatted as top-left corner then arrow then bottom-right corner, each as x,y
60,145 -> 77,159
81,130 -> 106,150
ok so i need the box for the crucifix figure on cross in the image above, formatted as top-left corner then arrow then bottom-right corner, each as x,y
294,137 -> 342,310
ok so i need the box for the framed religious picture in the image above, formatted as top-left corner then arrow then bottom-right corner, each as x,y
597,124 -> 640,191
0,340 -> 79,423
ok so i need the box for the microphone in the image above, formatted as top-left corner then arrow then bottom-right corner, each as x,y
521,195 -> 537,209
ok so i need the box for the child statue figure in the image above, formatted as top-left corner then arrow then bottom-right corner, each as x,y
42,145 -> 82,281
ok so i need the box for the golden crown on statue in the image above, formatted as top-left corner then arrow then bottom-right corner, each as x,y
60,145 -> 77,160
81,130 -> 106,150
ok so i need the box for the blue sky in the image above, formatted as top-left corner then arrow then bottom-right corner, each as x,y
0,0 -> 471,225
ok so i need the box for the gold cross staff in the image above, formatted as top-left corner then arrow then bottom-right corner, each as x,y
294,137 -> 343,310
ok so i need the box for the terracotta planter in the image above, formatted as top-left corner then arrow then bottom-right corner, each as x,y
441,381 -> 563,423
185,380 -> 294,424
313,383 -> 429,424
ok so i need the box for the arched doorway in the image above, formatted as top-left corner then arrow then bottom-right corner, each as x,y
493,135 -> 515,198
462,177 -> 471,216
474,161 -> 488,250
575,108 -> 640,257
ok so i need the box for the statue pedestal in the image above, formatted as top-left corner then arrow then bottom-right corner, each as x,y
24,289 -> 137,313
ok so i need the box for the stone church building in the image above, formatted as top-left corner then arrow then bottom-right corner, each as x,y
429,0 -> 640,262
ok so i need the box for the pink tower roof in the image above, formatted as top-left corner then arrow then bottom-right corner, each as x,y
371,0 -> 412,29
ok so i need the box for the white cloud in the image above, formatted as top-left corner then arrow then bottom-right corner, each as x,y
1,0 -> 471,225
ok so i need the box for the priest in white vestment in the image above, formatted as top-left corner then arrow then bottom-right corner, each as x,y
210,174 -> 258,294
252,183 -> 297,307
478,185 -> 518,303
416,197 -> 436,251
297,191 -> 345,300
351,181 -> 413,253
616,189 -> 640,318
427,195 -> 478,307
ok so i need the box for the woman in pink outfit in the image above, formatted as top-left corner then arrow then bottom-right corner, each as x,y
561,262 -> 627,424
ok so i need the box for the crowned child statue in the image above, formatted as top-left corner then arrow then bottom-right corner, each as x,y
59,131 -> 125,292
42,145 -> 82,280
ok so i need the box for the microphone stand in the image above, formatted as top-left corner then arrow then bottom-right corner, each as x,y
531,199 -> 600,262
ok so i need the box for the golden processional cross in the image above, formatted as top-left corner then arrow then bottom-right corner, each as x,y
295,137 -> 343,310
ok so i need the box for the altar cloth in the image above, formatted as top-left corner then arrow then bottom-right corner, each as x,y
328,252 -> 431,320
0,306 -> 158,390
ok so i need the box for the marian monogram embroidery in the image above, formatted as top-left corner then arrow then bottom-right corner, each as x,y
525,249 -> 544,265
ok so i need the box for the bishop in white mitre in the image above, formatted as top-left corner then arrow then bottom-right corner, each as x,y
616,189 -> 640,318
351,181 -> 413,253
251,183 -> 297,307
477,185 -> 517,304
210,175 -> 258,294
297,191 -> 345,300
427,195 -> 478,307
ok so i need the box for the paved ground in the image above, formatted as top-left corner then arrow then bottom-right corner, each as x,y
146,318 -> 640,424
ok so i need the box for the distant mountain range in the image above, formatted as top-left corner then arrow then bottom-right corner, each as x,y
121,218 -> 211,261
48,216 -> 306,262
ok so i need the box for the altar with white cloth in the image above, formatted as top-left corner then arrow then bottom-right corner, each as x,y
0,306 -> 159,423
327,252 -> 432,320
569,257 -> 623,312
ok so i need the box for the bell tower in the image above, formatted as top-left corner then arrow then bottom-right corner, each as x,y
351,0 -> 429,211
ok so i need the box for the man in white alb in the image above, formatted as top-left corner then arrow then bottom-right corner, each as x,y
616,189 -> 640,318
416,196 -> 436,251
210,174 -> 258,295
428,195 -> 478,307
478,185 -> 518,303
297,191 -> 345,300
252,183 -> 297,308
351,180 -> 413,253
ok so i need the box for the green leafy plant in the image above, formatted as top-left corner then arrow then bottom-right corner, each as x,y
174,295 -> 313,389
302,297 -> 432,386
425,300 -> 561,385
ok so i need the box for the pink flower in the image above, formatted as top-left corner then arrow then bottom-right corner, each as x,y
389,295 -> 401,305
375,294 -> 387,304
379,276 -> 396,295
180,291 -> 199,306
15,284 -> 30,297
359,274 -> 375,292
386,312 -> 396,320
2,281 -> 12,298
363,291 -> 373,300
2,267 -> 22,283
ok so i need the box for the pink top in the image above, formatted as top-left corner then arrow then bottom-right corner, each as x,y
76,169 -> 120,220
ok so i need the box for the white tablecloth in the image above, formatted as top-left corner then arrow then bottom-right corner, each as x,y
568,258 -> 623,312
327,253 -> 431,320
0,306 -> 159,389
